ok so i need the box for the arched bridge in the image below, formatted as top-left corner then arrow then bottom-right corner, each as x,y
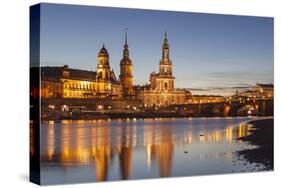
174,97 -> 273,117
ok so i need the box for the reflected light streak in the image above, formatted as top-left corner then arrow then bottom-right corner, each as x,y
146,144 -> 152,167
199,135 -> 205,143
47,125 -> 55,160
225,127 -> 233,143
61,125 -> 70,162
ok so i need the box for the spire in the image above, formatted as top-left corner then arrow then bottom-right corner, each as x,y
163,32 -> 169,48
162,32 -> 169,60
123,28 -> 129,58
125,28 -> 128,46
163,32 -> 168,44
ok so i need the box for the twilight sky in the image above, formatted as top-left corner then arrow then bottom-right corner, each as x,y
39,3 -> 274,96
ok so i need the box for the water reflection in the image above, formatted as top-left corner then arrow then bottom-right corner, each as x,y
117,126 -> 133,180
47,124 -> 54,160
142,124 -> 174,177
40,118 -> 253,183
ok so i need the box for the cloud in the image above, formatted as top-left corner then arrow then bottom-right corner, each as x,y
186,85 -> 252,92
205,70 -> 273,82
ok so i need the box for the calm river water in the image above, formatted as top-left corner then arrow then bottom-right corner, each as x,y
39,117 -> 263,185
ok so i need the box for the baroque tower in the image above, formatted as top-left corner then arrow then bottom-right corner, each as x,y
158,33 -> 175,91
97,44 -> 111,80
140,33 -> 190,107
120,29 -> 134,98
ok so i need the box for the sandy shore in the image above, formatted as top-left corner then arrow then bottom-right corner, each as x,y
237,118 -> 273,170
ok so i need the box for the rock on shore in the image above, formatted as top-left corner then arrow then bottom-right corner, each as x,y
237,118 -> 273,170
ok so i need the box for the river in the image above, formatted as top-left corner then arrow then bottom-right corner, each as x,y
38,117 -> 264,185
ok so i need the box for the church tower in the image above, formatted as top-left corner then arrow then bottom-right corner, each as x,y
158,33 -> 174,91
159,33 -> 173,76
120,29 -> 134,98
97,44 -> 111,80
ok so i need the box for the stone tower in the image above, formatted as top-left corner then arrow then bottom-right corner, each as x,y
158,33 -> 174,91
120,29 -> 134,98
97,44 -> 111,80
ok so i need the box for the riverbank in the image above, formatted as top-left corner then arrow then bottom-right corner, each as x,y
41,110 -> 194,120
237,118 -> 273,170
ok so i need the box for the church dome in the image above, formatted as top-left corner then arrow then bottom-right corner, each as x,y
98,45 -> 109,58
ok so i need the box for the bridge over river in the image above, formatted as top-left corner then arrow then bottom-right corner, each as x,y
176,97 -> 273,117
40,96 -> 273,120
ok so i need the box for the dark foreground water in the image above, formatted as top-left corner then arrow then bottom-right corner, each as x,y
39,117 -> 265,185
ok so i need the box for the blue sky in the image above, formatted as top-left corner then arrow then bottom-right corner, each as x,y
39,3 -> 273,96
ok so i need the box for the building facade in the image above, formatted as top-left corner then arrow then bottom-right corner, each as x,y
41,79 -> 63,98
254,83 -> 273,98
189,95 -> 225,104
140,33 -> 191,107
41,46 -> 122,99
236,83 -> 274,99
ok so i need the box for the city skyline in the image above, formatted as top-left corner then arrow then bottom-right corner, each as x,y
30,4 -> 274,185
40,3 -> 273,96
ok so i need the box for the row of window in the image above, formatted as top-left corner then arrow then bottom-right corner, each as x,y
64,92 -> 95,98
42,83 -> 62,90
64,83 -> 94,90
145,96 -> 185,104
96,71 -> 110,79
63,92 -> 118,98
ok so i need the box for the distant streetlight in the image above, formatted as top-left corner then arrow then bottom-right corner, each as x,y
97,105 -> 103,110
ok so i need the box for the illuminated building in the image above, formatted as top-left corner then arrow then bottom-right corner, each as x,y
41,45 -> 122,99
40,33 -> 192,106
140,33 -> 191,106
236,83 -> 274,99
119,29 -> 135,99
255,83 -> 273,96
189,95 -> 225,104
41,79 -> 63,98
38,31 -> 274,110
